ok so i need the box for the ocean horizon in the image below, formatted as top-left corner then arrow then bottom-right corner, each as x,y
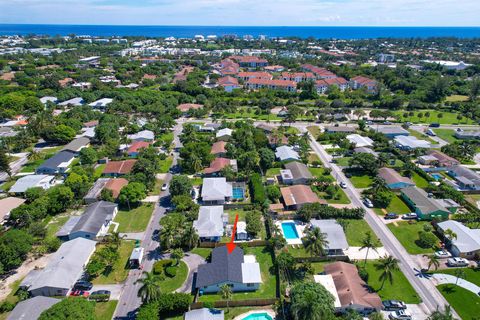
0,24 -> 479,39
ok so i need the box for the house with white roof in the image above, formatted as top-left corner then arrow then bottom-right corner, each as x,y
437,220 -> 480,258
216,128 -> 233,141
40,96 -> 58,105
193,206 -> 226,242
9,175 -> 55,194
201,178 -> 233,204
275,145 -> 300,162
236,221 -> 248,240
184,308 -> 224,320
346,134 -> 374,148
394,135 -> 430,150
310,219 -> 349,255
58,97 -> 84,107
88,98 -> 113,110
127,130 -> 155,142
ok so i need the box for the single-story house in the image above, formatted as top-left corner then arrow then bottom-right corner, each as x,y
204,158 -> 238,176
216,128 -> 233,141
236,221 -> 248,241
447,166 -> 480,191
394,135 -> 430,150
437,220 -> 480,258
280,185 -> 326,210
88,98 -> 113,110
40,96 -> 58,105
314,274 -> 342,308
267,134 -> 289,147
310,219 -> 349,256
61,137 -> 90,155
400,186 -> 450,220
275,145 -> 300,162
256,123 -> 275,133
201,177 -> 233,204
373,126 -> 409,138
184,308 -> 224,320
58,97 -> 84,107
127,130 -> 155,142
57,201 -> 118,240
20,238 -> 96,297
421,150 -> 460,167
377,167 -> 415,190
283,161 -> 313,185
324,126 -> 356,134
102,159 -> 137,177
210,141 -> 227,157
35,150 -> 75,175
0,197 -> 26,224
193,206 -> 227,242
418,155 -> 439,166
324,261 -> 382,315
83,120 -> 99,128
9,175 -> 56,194
177,103 -> 203,113
454,130 -> 480,140
346,134 -> 374,148
195,246 -> 262,293
353,147 -> 378,158
127,141 -> 150,157
7,296 -> 60,320
83,178 -> 128,204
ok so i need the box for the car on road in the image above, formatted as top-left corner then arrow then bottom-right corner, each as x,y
447,257 -> 469,267
402,213 -> 417,220
426,129 -> 436,136
339,182 -> 347,189
383,300 -> 407,311
74,280 -> 93,291
389,310 -> 412,320
384,213 -> 399,220
89,290 -> 111,302
429,123 -> 440,128
161,183 -> 168,191
434,249 -> 452,259
363,198 -> 374,208
383,121 -> 392,125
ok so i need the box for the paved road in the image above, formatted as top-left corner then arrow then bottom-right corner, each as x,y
113,123 -> 183,319
0,153 -> 28,182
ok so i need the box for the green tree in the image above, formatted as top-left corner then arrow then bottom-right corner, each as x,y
265,185 -> 281,202
360,231 -> 379,266
245,211 -> 262,238
349,152 -> 379,175
302,227 -> 329,257
79,147 -> 98,165
258,147 -> 275,171
170,248 -> 184,266
169,175 -> 193,197
423,254 -> 440,271
39,298 -> 95,320
0,148 -> 11,177
136,271 -> 162,303
118,182 -> 147,208
376,255 -> 399,290
417,231 -> 438,249
65,172 -> 90,198
290,281 -> 335,320
220,283 -> 233,313
427,305 -> 454,320
44,124 -> 76,144
276,251 -> 296,280
453,268 -> 466,285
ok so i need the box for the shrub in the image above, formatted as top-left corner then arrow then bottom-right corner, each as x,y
0,301 -> 15,313
165,266 -> 177,277
249,173 -> 266,204
157,293 -> 191,316
417,231 -> 438,249
357,267 -> 369,282
153,259 -> 173,275
136,302 -> 159,320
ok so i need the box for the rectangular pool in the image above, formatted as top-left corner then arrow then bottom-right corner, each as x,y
281,222 -> 300,240
232,187 -> 244,199
431,173 -> 443,181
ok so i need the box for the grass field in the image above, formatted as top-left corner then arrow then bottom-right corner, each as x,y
159,261 -> 188,292
349,173 -> 373,188
387,221 -> 436,254
115,203 -> 154,233
433,267 -> 480,287
334,157 -> 351,167
374,195 -> 411,215
307,125 -> 321,139
95,301 -> 118,320
411,171 -> 430,188
92,240 -> 135,284
446,95 -> 469,102
266,167 -> 281,177
433,129 -> 460,144
190,247 -> 212,259
363,260 -> 421,303
437,284 -> 480,320
343,219 -> 375,246
393,110 -> 474,125
159,156 -> 173,173
323,188 -> 351,205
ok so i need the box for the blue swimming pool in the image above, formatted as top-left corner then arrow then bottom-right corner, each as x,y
232,187 -> 244,199
431,173 -> 443,181
242,313 -> 274,320
281,222 -> 300,239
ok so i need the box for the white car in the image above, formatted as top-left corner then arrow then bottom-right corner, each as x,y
340,182 -> 347,189
389,310 -> 412,320
402,213 -> 417,220
161,183 -> 168,191
447,257 -> 469,267
434,250 -> 452,259
363,198 -> 374,208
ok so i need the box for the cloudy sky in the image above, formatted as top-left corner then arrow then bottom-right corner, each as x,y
0,0 -> 479,26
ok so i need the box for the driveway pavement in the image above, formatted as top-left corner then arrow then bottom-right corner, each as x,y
90,284 -> 123,300
345,246 -> 389,260
432,273 -> 480,295
176,253 -> 206,294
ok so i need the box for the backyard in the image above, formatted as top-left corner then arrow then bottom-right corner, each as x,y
114,203 -> 154,233
387,221 -> 436,254
411,171 -> 430,188
92,240 -> 136,284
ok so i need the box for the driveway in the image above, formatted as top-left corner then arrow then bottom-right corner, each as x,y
176,253 -> 206,294
345,246 -> 389,260
90,284 -> 123,300
432,273 -> 480,295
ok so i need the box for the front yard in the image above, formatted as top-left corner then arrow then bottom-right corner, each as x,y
343,219 -> 376,246
158,260 -> 189,292
387,221 -> 436,254
114,203 -> 154,233
94,301 -> 118,320
437,284 -> 480,320
92,240 -> 136,284
373,194 -> 411,216
433,129 -> 460,144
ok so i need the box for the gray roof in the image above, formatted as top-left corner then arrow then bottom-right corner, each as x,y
374,126 -> 409,136
448,166 -> 480,187
394,135 -> 430,149
201,178 -> 232,201
58,97 -> 84,106
36,151 -> 75,172
7,296 -> 60,320
437,220 -> 480,253
184,308 -> 224,320
61,137 -> 90,152
127,130 -> 154,141
193,206 -> 225,238
196,246 -> 243,288
84,178 -> 110,201
275,145 -> 300,161
56,216 -> 81,238
284,161 -> 312,180
21,238 -> 96,292
310,219 -> 349,250
70,201 -> 117,236
401,186 -> 449,215
353,147 -> 378,157
325,126 -> 356,133
378,167 -> 414,186
9,175 -> 55,193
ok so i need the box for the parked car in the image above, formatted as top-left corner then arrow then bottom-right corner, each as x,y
434,249 -> 452,259
389,310 -> 412,320
402,213 -> 417,220
384,213 -> 399,220
383,121 -> 392,125
340,182 -> 347,189
447,257 -> 469,267
429,123 -> 440,128
161,183 -> 168,191
426,129 -> 436,136
70,290 -> 89,297
74,280 -> 93,291
89,290 -> 111,302
363,198 -> 374,208
383,300 -> 407,311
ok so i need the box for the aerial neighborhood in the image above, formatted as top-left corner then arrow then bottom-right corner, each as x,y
0,32 -> 480,320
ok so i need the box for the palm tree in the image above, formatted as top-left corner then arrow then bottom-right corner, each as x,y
427,305 -> 454,320
423,254 -> 440,271
170,248 -> 184,266
453,268 -> 466,285
182,223 -> 199,249
302,227 -> 329,257
371,176 -> 387,193
360,231 -> 379,266
105,231 -> 125,248
135,272 -> 162,303
27,148 -> 42,161
376,255 -> 399,291
220,284 -> 233,313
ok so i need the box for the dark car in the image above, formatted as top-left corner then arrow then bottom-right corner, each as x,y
74,280 -> 93,291
90,290 -> 111,301
429,123 -> 440,128
384,213 -> 398,220
383,300 -> 407,311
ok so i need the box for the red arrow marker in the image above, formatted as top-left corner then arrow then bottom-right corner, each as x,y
226,214 -> 238,254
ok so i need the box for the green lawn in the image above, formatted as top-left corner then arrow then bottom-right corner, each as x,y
309,167 -> 334,181
349,173 -> 373,189
0,179 -> 17,192
190,247 -> 212,259
159,261 -> 188,292
433,268 -> 480,287
433,129 -> 460,144
20,159 -> 43,172
363,260 -> 421,303
446,95 -> 469,102
411,172 -> 430,188
94,301 -> 118,320
334,157 -> 351,167
374,195 -> 411,215
387,221 -> 436,254
149,178 -> 164,196
343,219 -> 376,246
45,213 -> 72,238
191,176 -> 203,186
308,153 -> 321,164
198,246 -> 276,302
159,156 -> 173,173
323,188 -> 351,205
225,209 -> 248,224
266,167 -> 281,177
393,110 -> 474,125
407,129 -> 436,144
115,203 -> 154,233
93,164 -> 106,180
437,284 -> 480,320
0,279 -> 23,320
92,240 -> 136,284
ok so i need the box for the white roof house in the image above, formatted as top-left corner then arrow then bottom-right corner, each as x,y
201,178 -> 233,202
9,175 -> 55,193
275,145 -> 300,161
346,134 -> 374,148
184,308 -> 224,320
40,96 -> 58,105
394,135 -> 431,150
20,238 -> 96,297
193,206 -> 225,239
88,98 -> 113,109
127,130 -> 155,142
216,128 -> 233,139
241,254 -> 262,284
437,220 -> 480,256
58,97 -> 84,107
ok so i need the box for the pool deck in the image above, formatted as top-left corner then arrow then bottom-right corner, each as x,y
233,309 -> 276,320
275,220 -> 305,245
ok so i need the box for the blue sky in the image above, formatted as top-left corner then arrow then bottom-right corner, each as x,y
0,0 -> 479,26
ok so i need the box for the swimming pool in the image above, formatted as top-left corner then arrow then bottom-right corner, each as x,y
232,187 -> 244,199
242,313 -> 274,320
281,222 -> 300,240
431,173 -> 443,181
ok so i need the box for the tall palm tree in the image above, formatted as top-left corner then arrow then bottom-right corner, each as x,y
182,223 -> 199,249
453,268 -> 466,285
302,227 -> 329,257
360,231 -> 379,266
423,254 -> 440,271
220,284 -> 233,313
135,272 -> 162,303
376,255 -> 399,291
371,176 -> 387,193
427,305 -> 454,320
170,248 -> 184,266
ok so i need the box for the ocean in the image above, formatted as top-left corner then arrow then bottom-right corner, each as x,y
0,24 -> 479,39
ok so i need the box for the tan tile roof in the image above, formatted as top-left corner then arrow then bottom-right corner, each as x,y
0,197 -> 26,221
103,160 -> 137,175
177,103 -> 203,112
211,141 -> 227,155
104,178 -> 128,198
280,185 -> 324,207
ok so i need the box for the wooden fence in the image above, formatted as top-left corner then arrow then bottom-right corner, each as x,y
191,298 -> 277,309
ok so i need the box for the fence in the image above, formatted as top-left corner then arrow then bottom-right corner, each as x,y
293,255 -> 350,263
191,298 -> 277,309
198,240 -> 268,248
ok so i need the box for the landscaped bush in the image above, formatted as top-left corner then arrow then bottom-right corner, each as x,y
297,203 -> 365,221
153,259 -> 173,275
157,293 -> 192,316
165,265 -> 177,277
417,231 -> 438,249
